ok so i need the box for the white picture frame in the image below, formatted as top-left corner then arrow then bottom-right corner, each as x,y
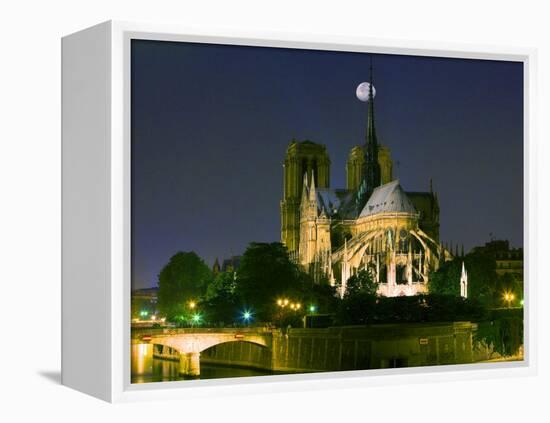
61,20 -> 537,403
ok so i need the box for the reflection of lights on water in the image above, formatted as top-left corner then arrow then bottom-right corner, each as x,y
139,343 -> 148,356
133,344 -> 153,376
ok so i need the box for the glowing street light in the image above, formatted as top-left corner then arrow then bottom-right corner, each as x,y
309,305 -> 317,314
289,302 -> 302,311
277,298 -> 303,311
188,301 -> 197,310
242,310 -> 253,326
191,313 -> 202,326
503,292 -> 515,308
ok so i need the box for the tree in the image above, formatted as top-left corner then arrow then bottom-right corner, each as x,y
205,271 -> 236,301
428,259 -> 461,296
334,292 -> 377,325
335,294 -> 487,326
234,242 -> 307,321
342,268 -> 378,297
157,251 -> 212,321
202,271 -> 240,326
463,252 -> 498,307
497,272 -> 522,307
429,253 -> 498,307
334,267 -> 378,325
301,282 -> 339,316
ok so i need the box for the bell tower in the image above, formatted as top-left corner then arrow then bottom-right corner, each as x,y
281,140 -> 330,255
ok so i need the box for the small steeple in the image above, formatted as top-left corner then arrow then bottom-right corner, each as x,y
309,173 -> 317,202
460,262 -> 468,299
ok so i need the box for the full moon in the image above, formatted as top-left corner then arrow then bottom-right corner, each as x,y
356,82 -> 376,102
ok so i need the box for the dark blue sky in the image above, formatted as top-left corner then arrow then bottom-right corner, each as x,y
131,39 -> 523,290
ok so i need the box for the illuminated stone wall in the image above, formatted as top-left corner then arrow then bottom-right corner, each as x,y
201,322 -> 477,373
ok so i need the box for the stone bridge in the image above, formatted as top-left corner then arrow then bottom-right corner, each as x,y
132,328 -> 274,376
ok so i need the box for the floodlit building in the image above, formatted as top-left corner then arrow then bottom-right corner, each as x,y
281,65 -> 450,297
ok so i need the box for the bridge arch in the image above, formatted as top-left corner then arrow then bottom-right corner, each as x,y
148,331 -> 273,377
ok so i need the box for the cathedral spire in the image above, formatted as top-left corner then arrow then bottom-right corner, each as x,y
303,171 -> 308,190
363,56 -> 381,197
309,173 -> 317,202
301,172 -> 309,204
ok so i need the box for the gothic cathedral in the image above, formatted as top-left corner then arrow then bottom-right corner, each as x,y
280,67 -> 449,297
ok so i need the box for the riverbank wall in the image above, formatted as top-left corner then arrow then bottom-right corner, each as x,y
201,322 -> 478,373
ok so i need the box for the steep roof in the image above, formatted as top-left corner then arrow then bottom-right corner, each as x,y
359,180 -> 416,218
315,188 -> 356,218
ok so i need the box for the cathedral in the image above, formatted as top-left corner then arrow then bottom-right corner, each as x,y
280,68 -> 450,297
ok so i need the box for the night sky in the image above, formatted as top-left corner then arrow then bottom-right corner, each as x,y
131,39 -> 523,290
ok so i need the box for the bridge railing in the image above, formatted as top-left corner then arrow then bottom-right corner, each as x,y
131,326 -> 275,339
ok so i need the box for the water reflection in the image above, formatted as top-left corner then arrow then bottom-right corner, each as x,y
131,344 -> 271,384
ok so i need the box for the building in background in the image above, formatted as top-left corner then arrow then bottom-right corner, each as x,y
131,287 -> 158,319
472,240 -> 523,281
213,256 -> 241,279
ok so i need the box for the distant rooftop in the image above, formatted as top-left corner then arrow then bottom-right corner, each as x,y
131,287 -> 158,298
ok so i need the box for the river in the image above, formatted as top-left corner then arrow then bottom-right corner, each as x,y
131,344 -> 272,383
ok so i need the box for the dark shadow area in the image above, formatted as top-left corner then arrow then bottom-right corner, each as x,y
37,370 -> 61,384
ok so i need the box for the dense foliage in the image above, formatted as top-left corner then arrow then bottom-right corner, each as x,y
234,242 -> 309,321
429,252 -> 498,307
157,251 -> 212,321
200,271 -> 240,326
475,308 -> 523,357
342,268 -> 378,297
335,294 -> 487,326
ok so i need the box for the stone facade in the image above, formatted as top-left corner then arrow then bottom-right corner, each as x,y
280,140 -> 330,255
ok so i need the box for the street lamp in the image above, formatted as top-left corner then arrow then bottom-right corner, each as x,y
309,305 -> 317,314
242,310 -> 252,326
503,292 -> 515,308
191,313 -> 202,327
289,302 -> 302,311
188,300 -> 196,310
277,298 -> 303,311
